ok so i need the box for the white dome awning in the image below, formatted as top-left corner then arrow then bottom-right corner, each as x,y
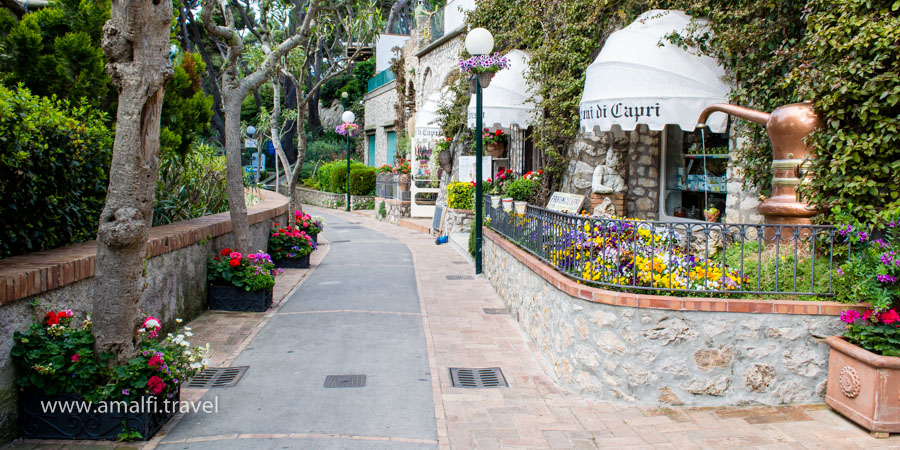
579,10 -> 730,133
415,93 -> 443,139
467,50 -> 537,129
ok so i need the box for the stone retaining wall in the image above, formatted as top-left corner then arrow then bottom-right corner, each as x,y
0,191 -> 289,441
483,228 -> 850,407
444,208 -> 474,235
294,186 -> 375,210
376,197 -> 411,224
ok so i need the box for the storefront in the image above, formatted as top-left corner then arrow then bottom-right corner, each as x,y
466,50 -> 538,177
409,92 -> 444,217
577,10 -> 738,222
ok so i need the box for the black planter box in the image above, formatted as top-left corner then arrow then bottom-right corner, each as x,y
310,233 -> 318,244
274,254 -> 310,269
18,387 -> 179,440
208,283 -> 273,312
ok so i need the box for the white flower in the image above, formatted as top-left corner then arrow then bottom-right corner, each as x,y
175,318 -> 183,323
144,318 -> 161,329
185,331 -> 193,337
138,328 -> 146,334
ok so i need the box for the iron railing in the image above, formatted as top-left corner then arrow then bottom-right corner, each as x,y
367,68 -> 396,92
485,196 -> 842,297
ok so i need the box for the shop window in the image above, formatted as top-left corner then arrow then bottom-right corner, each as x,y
661,125 -> 729,222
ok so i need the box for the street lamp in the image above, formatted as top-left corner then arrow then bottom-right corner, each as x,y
246,126 -> 259,184
465,27 -> 493,275
341,109 -> 356,212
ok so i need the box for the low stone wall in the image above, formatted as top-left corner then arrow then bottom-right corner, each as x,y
294,186 -> 374,210
445,208 -> 474,235
0,191 -> 289,441
483,228 -> 851,407
376,197 -> 410,224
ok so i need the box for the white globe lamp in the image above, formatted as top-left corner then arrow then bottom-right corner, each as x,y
465,28 -> 494,56
342,111 -> 356,123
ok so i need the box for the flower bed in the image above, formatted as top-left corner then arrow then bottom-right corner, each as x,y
207,249 -> 281,311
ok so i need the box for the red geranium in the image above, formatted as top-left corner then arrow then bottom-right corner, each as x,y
229,259 -> 240,267
148,354 -> 164,368
147,376 -> 166,395
220,248 -> 232,256
881,309 -> 900,324
44,311 -> 59,326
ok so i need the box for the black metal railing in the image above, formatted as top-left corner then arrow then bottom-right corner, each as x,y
376,174 -> 394,199
485,196 -> 842,297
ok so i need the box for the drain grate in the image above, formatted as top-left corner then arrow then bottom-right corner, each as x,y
482,308 -> 508,315
446,275 -> 475,280
324,374 -> 367,388
186,366 -> 249,388
331,240 -> 351,243
449,367 -> 508,388
332,226 -> 363,229
452,261 -> 469,265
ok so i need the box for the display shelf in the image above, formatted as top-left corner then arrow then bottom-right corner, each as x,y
684,154 -> 730,159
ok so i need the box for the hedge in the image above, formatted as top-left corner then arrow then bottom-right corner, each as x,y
447,181 -> 475,210
315,160 -> 373,194
0,85 -> 112,258
349,167 -> 376,196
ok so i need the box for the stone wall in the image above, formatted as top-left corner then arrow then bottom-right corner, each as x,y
0,192 -> 289,442
294,186 -> 375,210
363,81 -> 400,167
376,197 -> 411,224
444,208 -> 474,235
483,228 -> 848,407
626,126 -> 661,220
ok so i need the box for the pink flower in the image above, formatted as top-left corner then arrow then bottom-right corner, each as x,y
840,310 -> 860,324
147,376 -> 166,395
71,353 -> 80,362
148,354 -> 164,368
229,252 -> 242,262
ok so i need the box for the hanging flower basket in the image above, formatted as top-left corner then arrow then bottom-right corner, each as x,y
460,53 -> 510,93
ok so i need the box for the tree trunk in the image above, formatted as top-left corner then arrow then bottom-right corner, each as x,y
288,104 -> 308,224
93,0 -> 173,365
222,89 -> 252,253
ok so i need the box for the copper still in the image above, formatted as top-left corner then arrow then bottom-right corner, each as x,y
696,102 -> 822,227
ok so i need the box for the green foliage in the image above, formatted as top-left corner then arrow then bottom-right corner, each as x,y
352,198 -> 375,210
468,214 -> 477,257
268,225 -> 315,260
0,0 -> 115,113
0,85 -> 112,258
160,53 -> 214,158
316,160 -> 368,193
378,200 -> 387,218
504,178 -> 538,202
447,181 -> 475,210
349,167 -> 376,195
832,206 -> 900,309
153,142 -> 228,226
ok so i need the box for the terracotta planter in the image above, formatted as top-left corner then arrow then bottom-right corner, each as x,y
514,201 -> 527,215
501,198 -> 514,211
704,210 -> 720,223
825,336 -> 900,435
467,72 -> 495,93
485,142 -> 506,158
398,174 -> 410,192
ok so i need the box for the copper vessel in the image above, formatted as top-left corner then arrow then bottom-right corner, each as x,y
697,102 -> 822,227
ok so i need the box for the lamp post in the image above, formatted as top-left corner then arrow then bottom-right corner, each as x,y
465,27 -> 494,275
342,109 -> 356,212
246,125 -> 259,184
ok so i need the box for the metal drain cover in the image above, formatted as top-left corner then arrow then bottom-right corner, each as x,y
482,308 -> 508,315
452,261 -> 469,265
446,275 -> 474,280
324,374 -> 367,388
331,240 -> 351,243
186,366 -> 249,388
450,367 -> 507,388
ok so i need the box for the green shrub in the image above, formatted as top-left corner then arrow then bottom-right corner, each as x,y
349,167 -> 376,195
504,179 -> 538,202
153,142 -> 228,225
447,181 -> 475,210
318,160 -> 368,193
0,85 -> 112,258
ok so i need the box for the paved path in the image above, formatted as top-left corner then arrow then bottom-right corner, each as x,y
158,211 -> 437,449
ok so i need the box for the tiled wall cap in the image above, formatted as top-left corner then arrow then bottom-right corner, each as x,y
483,227 -> 863,316
0,190 -> 289,305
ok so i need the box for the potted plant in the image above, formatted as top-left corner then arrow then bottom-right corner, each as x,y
269,224 -> 317,269
505,177 -> 538,215
207,248 -> 281,312
293,212 -> 323,243
435,137 -> 453,173
459,52 -> 511,93
482,128 -> 509,158
393,158 -> 412,192
829,211 -> 900,436
704,207 -> 720,222
12,311 -> 207,440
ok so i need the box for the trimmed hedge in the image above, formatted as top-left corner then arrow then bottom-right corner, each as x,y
349,167 -> 376,196
315,160 -> 375,195
0,85 -> 112,258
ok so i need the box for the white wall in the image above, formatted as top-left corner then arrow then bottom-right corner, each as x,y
444,0 -> 475,33
375,34 -> 411,73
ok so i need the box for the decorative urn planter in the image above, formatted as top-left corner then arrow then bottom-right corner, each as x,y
490,195 -> 502,208
438,148 -> 453,173
485,142 -> 506,158
514,201 -> 527,215
501,197 -> 514,211
274,254 -> 310,269
824,336 -> 900,436
468,72 -> 495,93
208,284 -> 273,312
704,210 -> 720,223
398,174 -> 410,192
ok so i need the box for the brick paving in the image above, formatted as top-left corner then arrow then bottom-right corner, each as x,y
9,208 -> 900,449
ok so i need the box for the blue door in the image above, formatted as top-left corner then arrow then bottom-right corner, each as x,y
386,131 -> 397,166
367,134 -> 376,166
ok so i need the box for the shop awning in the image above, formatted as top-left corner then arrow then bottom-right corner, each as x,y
414,93 -> 443,140
579,10 -> 730,133
467,50 -> 537,129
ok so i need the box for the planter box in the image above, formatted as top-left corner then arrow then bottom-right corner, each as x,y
274,254 -> 310,269
310,232 -> 318,244
825,336 -> 900,435
208,283 -> 273,312
19,388 -> 179,440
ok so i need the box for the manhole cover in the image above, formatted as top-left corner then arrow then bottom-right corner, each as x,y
324,374 -> 367,388
482,308 -> 508,315
446,275 -> 474,280
186,366 -> 249,388
449,367 -> 507,388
